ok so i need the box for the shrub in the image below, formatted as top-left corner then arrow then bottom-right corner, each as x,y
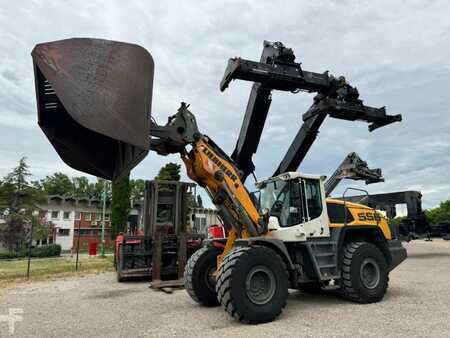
0,252 -> 18,259
0,244 -> 62,259
18,244 -> 62,258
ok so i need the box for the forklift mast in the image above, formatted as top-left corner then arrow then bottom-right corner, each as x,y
222,41 -> 402,181
142,180 -> 196,237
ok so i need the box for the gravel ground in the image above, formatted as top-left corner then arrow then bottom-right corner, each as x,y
1,240 -> 449,337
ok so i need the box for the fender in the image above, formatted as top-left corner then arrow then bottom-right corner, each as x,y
233,237 -> 295,270
331,226 -> 396,268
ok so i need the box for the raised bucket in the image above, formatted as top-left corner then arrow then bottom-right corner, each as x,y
32,38 -> 154,180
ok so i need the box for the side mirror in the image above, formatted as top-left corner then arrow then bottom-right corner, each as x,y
268,216 -> 280,230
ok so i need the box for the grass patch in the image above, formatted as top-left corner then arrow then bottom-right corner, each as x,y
0,255 -> 113,283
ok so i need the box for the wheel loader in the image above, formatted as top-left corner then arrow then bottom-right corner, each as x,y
31,38 -> 407,324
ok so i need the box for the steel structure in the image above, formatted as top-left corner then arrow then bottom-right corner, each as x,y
222,41 -> 401,181
324,152 -> 384,197
340,191 -> 433,238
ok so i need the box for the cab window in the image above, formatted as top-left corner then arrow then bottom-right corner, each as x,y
258,180 -> 306,228
304,179 -> 322,220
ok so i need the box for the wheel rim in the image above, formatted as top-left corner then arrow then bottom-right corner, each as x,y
204,265 -> 216,290
360,258 -> 380,289
245,265 -> 276,305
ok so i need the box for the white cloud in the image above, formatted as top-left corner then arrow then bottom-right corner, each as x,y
0,0 -> 449,208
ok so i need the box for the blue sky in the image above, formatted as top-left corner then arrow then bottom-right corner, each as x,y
0,0 -> 449,209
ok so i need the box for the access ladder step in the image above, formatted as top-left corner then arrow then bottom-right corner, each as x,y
306,241 -> 340,281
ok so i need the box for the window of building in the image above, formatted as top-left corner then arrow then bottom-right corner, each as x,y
75,229 -> 98,236
194,217 -> 207,231
84,212 -> 92,221
96,213 -> 102,221
51,211 -> 59,219
105,213 -> 110,221
75,212 -> 81,220
57,228 -> 70,236
63,211 -> 71,220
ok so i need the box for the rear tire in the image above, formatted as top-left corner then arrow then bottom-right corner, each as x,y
184,246 -> 222,307
341,242 -> 388,303
216,246 -> 288,324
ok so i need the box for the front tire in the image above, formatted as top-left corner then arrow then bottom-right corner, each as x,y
341,242 -> 389,303
184,246 -> 222,306
216,246 -> 288,324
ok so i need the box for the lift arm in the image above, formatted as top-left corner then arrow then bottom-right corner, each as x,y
149,103 -> 267,265
149,103 -> 263,237
324,152 -> 384,197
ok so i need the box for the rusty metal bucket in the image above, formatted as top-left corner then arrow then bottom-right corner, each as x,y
32,38 -> 154,180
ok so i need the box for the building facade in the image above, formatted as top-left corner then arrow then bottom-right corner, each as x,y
39,196 -> 112,251
32,196 -> 221,251
188,208 -> 221,234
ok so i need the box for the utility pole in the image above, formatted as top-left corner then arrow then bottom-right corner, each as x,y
100,184 -> 106,257
27,218 -> 34,279
75,220 -> 80,270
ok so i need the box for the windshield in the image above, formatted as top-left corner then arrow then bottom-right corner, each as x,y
258,180 -> 296,227
257,178 -> 323,227
259,180 -> 289,212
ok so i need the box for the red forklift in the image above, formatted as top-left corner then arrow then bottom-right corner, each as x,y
114,180 -> 224,282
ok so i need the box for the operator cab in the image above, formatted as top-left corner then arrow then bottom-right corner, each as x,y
255,172 -> 330,241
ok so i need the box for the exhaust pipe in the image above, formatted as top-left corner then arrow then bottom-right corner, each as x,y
32,38 -> 154,181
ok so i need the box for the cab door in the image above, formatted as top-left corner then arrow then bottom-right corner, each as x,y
270,177 -> 330,241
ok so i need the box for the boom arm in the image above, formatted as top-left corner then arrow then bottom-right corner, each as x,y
150,103 -> 265,242
222,41 -> 402,179
230,42 -> 295,181
324,152 -> 384,197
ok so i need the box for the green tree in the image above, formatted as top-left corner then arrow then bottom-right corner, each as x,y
32,217 -> 51,243
93,178 -> 112,201
130,179 -> 145,203
155,163 -> 181,181
3,157 -> 31,191
39,172 -> 74,196
71,176 -> 111,200
72,176 -> 90,197
0,158 -> 44,252
111,174 -> 130,239
155,163 -> 181,192
425,198 -> 450,224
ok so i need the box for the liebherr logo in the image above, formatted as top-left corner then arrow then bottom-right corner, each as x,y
0,308 -> 23,334
202,147 -> 238,182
